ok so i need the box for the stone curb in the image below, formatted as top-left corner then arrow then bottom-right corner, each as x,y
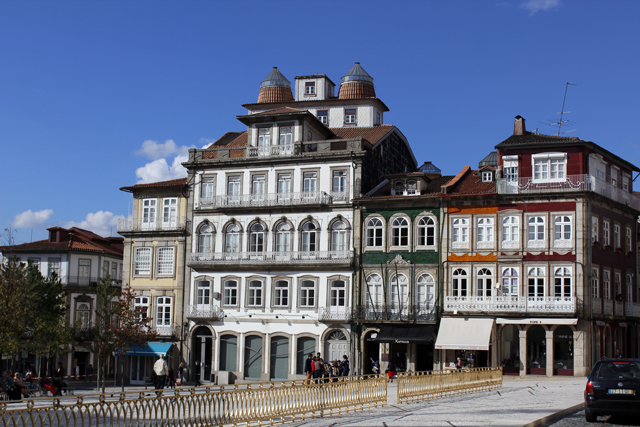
521,402 -> 584,427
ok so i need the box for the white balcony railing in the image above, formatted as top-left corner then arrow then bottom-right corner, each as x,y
444,295 -> 576,314
152,325 -> 174,336
319,307 -> 352,322
497,174 -> 640,210
214,191 -> 337,209
592,298 -> 602,315
248,144 -> 297,158
603,299 -> 614,315
188,250 -> 353,266
186,305 -> 224,320
614,301 -> 624,316
117,217 -> 187,233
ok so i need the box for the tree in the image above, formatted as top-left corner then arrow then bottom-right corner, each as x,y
92,277 -> 157,393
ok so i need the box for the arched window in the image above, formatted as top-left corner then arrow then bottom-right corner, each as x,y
225,223 -> 240,253
299,280 -> 315,307
330,280 -> 346,307
417,217 -> 435,246
391,217 -> 409,247
476,268 -> 493,297
452,268 -> 468,297
417,274 -> 435,309
223,279 -> 238,306
331,220 -> 347,252
275,222 -> 291,253
528,267 -> 545,298
198,223 -> 213,253
196,280 -> 211,307
390,274 -> 409,311
406,180 -> 418,195
554,267 -> 572,298
301,222 -> 317,252
366,217 -> 383,248
76,303 -> 90,329
249,223 -> 264,252
365,274 -> 383,308
501,268 -> 518,296
394,181 -> 404,195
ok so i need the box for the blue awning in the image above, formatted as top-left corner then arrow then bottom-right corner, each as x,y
124,342 -> 174,357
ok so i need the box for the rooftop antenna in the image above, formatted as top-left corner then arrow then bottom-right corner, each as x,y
548,82 -> 577,136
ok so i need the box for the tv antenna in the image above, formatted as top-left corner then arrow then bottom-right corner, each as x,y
548,82 -> 577,136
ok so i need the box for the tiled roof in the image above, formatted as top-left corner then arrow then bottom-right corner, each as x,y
246,107 -> 308,117
212,132 -> 247,148
0,227 -> 123,257
361,175 -> 454,199
330,125 -> 395,145
496,131 -> 582,148
208,132 -> 245,147
120,178 -> 187,192
444,167 -> 497,196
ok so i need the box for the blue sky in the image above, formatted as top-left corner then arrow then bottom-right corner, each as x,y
1,0 -> 639,243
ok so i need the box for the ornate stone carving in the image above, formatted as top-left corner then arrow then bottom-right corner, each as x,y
387,254 -> 411,264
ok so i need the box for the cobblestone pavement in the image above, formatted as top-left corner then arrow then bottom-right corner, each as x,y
290,377 -> 587,427
545,409 -> 640,427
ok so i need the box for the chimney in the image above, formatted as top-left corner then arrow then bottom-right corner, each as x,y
514,115 -> 526,135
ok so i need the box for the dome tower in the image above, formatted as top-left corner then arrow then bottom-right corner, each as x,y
338,62 -> 376,99
257,67 -> 294,103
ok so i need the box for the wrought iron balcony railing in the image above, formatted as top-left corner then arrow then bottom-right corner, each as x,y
603,299 -> 614,315
444,295 -> 576,314
117,217 -> 187,233
354,304 -> 436,322
186,305 -> 224,321
151,325 -> 174,336
187,250 -> 354,267
215,191 -> 332,209
497,174 -> 640,209
319,307 -> 352,322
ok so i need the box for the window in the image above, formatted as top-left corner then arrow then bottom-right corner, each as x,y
626,227 -> 632,252
248,280 -> 263,307
223,280 -> 238,306
344,108 -> 356,124
275,222 -> 291,253
76,303 -> 90,329
452,218 -> 469,246
501,268 -> 518,296
477,217 -> 494,245
591,269 -> 599,299
365,274 -> 383,307
103,260 -> 109,277
134,247 -> 151,275
303,172 -> 317,195
532,153 -> 566,182
249,223 -> 265,252
142,199 -> 157,228
390,274 -> 408,309
416,274 -> 435,309
50,232 -> 57,243
503,156 -> 519,182
527,216 -> 545,247
603,221 -> 610,246
527,267 -> 545,298
111,262 -> 118,280
391,217 -> 409,247
331,221 -> 347,252
134,296 -> 149,320
156,297 -> 172,327
476,268 -> 493,297
157,247 -> 175,275
305,81 -> 315,95
252,174 -> 265,197
603,270 -> 611,299
627,275 -> 633,302
553,215 -> 572,247
273,280 -> 289,307
196,281 -> 210,306
482,171 -> 493,182
417,216 -> 436,247
278,173 -> 291,196
299,280 -> 315,307
198,223 -> 213,253
162,198 -> 178,228
77,259 -> 90,284
258,128 -> 270,147
225,223 -> 240,253
201,177 -> 214,204
227,176 -> 240,201
48,258 -> 61,278
376,112 -> 380,125
554,267 -> 572,298
614,272 -> 622,299
366,217 -> 384,248
623,176 -> 630,192
591,217 -> 599,243
501,216 -> 519,249
394,181 -> 404,195
611,168 -> 618,187
330,280 -> 346,307
452,269 -> 468,297
317,110 -> 328,124
279,126 -> 292,148
614,224 -> 621,249
332,170 -> 347,197
406,180 -> 418,195
301,221 -> 317,252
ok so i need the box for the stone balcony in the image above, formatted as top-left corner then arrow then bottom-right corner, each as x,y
198,191 -> 348,210
151,325 -> 174,337
186,305 -> 224,321
187,250 -> 353,269
354,304 -> 436,322
497,174 -> 640,209
443,296 -> 576,314
117,217 -> 188,233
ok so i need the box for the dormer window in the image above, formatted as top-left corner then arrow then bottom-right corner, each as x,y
317,110 -> 328,124
376,112 -> 381,125
344,108 -> 356,124
482,171 -> 493,182
50,231 -> 57,243
305,82 -> 315,95
394,181 -> 404,195
258,128 -> 271,147
532,153 -> 566,182
406,180 -> 418,195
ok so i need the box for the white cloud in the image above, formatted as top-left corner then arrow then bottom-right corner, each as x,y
135,154 -> 189,184
199,138 -> 216,149
63,211 -> 125,237
13,209 -> 54,228
135,139 -> 193,160
521,0 -> 560,14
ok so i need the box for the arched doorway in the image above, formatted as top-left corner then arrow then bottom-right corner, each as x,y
501,325 -> 520,375
192,326 -> 212,383
527,325 -> 546,375
269,336 -> 289,380
325,330 -> 348,362
553,326 -> 573,375
604,326 -> 612,359
244,335 -> 263,379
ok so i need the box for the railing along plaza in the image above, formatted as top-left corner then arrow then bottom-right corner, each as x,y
0,375 -> 386,427
397,367 -> 503,404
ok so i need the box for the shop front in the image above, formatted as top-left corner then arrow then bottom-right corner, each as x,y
434,317 -> 495,369
371,325 -> 435,373
125,342 -> 175,385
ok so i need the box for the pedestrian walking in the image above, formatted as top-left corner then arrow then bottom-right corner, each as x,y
153,354 -> 169,394
177,362 -> 185,386
387,360 -> 396,383
340,354 -> 350,377
194,361 -> 202,386
304,353 -> 313,384
313,357 -> 323,383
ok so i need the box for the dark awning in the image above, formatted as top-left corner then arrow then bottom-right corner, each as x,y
375,325 -> 435,344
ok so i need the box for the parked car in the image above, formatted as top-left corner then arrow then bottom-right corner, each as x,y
584,359 -> 640,422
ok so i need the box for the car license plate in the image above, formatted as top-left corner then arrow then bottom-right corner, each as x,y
608,389 -> 634,395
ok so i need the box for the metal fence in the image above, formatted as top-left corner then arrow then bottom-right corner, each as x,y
396,367 -> 503,404
0,375 -> 386,427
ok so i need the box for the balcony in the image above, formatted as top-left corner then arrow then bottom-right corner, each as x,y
210,191 -> 339,210
117,217 -> 187,233
64,276 -> 122,287
354,304 -> 436,322
151,325 -> 174,337
186,305 -> 224,321
443,296 -> 576,314
603,299 -> 614,315
592,298 -> 602,315
187,250 -> 354,269
614,300 -> 624,316
319,307 -> 352,322
247,144 -> 298,158
625,302 -> 640,318
497,174 -> 640,210
72,327 -> 95,341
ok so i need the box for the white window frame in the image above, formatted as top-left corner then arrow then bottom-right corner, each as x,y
331,221 -> 347,252
162,197 -> 178,228
603,220 -> 610,246
223,279 -> 238,307
553,266 -> 572,298
591,216 -> 599,244
155,297 -> 172,327
142,198 -> 157,229
553,215 -> 572,248
476,268 -> 493,297
156,247 -> 175,276
476,217 -> 494,249
247,280 -> 263,307
198,223 -> 213,253
391,216 -> 410,248
452,268 -> 468,297
626,227 -> 632,253
196,280 -> 211,307
48,258 -> 61,278
329,280 -> 347,307
365,274 -> 384,308
452,217 -> 469,249
305,81 -> 315,95
527,266 -> 546,298
501,215 -> 520,249
614,224 -> 621,250
591,269 -> 599,299
299,279 -> 316,308
134,296 -> 150,320
501,267 -> 519,296
603,270 -> 611,300
416,216 -> 436,248
344,108 -> 356,124
614,272 -> 622,299
249,223 -> 265,252
76,303 -> 91,329
273,280 -> 289,307
416,274 -> 435,310
503,156 -> 519,182
366,217 -> 384,249
201,176 -> 214,205
532,153 -> 566,182
482,171 -> 493,182
257,127 -> 271,147
390,274 -> 408,311
317,110 -> 328,124
225,223 -> 241,253
527,215 -> 545,249
134,247 -> 152,276
301,221 -> 318,252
